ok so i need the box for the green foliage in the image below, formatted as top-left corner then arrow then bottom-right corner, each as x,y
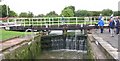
37,14 -> 45,17
0,30 -> 31,41
64,6 -> 75,11
0,5 -> 2,17
118,11 -> 120,16
4,35 -> 41,59
114,11 -> 120,16
102,9 -> 113,16
46,11 -> 58,17
75,10 -> 91,17
9,10 -> 17,17
19,12 -> 28,17
61,8 -> 74,17
28,11 -> 34,17
1,5 -> 10,17
90,11 -> 101,16
0,4 -> 17,17
61,6 -> 75,17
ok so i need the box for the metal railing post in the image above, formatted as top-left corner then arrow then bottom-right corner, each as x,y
94,17 -> 96,23
44,18 -> 46,26
37,19 -> 38,26
29,18 -> 30,26
90,17 -> 92,25
14,18 -> 16,25
58,18 -> 59,27
76,17 -> 78,25
32,18 -> 33,26
84,17 -> 86,25
40,18 -> 44,27
52,18 -> 54,25
49,18 -> 51,27
24,19 -> 25,26
106,17 -> 108,24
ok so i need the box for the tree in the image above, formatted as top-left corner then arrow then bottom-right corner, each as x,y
102,9 -> 113,16
0,4 -> 10,17
46,11 -> 58,17
0,5 -> 2,17
90,11 -> 101,16
19,12 -> 28,17
27,11 -> 34,17
0,4 -> 17,17
114,11 -> 120,16
75,10 -> 81,17
37,14 -> 45,17
9,10 -> 17,17
61,6 -> 75,17
61,8 -> 74,17
75,10 -> 91,17
118,11 -> 120,16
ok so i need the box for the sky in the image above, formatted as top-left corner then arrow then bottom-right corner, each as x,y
0,0 -> 120,15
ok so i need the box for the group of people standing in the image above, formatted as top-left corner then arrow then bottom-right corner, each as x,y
98,14 -> 120,37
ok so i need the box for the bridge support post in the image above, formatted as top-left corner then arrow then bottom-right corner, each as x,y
63,28 -> 67,35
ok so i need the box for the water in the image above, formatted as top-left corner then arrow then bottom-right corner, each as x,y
37,50 -> 87,59
38,30 -> 87,59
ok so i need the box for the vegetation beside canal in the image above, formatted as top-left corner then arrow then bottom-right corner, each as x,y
3,34 -> 41,59
0,30 -> 32,41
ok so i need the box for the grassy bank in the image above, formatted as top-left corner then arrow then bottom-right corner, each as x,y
0,30 -> 32,41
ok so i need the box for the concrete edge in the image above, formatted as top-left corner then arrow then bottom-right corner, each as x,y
92,34 -> 118,61
87,34 -> 97,59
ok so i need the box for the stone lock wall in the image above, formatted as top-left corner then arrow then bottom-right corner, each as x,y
3,35 -> 41,59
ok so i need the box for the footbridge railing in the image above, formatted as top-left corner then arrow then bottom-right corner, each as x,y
6,17 -> 109,27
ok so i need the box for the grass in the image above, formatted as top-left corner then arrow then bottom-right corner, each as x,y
0,30 -> 32,41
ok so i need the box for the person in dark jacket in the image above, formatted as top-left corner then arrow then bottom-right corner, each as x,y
98,17 -> 104,33
108,14 -> 114,33
109,17 -> 115,37
115,16 -> 120,34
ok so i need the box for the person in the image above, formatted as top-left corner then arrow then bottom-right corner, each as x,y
108,19 -> 111,33
115,16 -> 120,34
61,15 -> 65,25
109,17 -> 115,37
98,17 -> 104,33
95,14 -> 102,31
95,24 -> 98,31
98,14 -> 102,20
110,14 -> 114,19
108,14 -> 114,33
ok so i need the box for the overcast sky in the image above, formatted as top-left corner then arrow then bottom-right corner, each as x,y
0,0 -> 120,15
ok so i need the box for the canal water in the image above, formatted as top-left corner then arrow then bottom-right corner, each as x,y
37,30 -> 88,59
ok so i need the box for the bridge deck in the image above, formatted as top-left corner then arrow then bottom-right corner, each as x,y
9,25 -> 109,31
